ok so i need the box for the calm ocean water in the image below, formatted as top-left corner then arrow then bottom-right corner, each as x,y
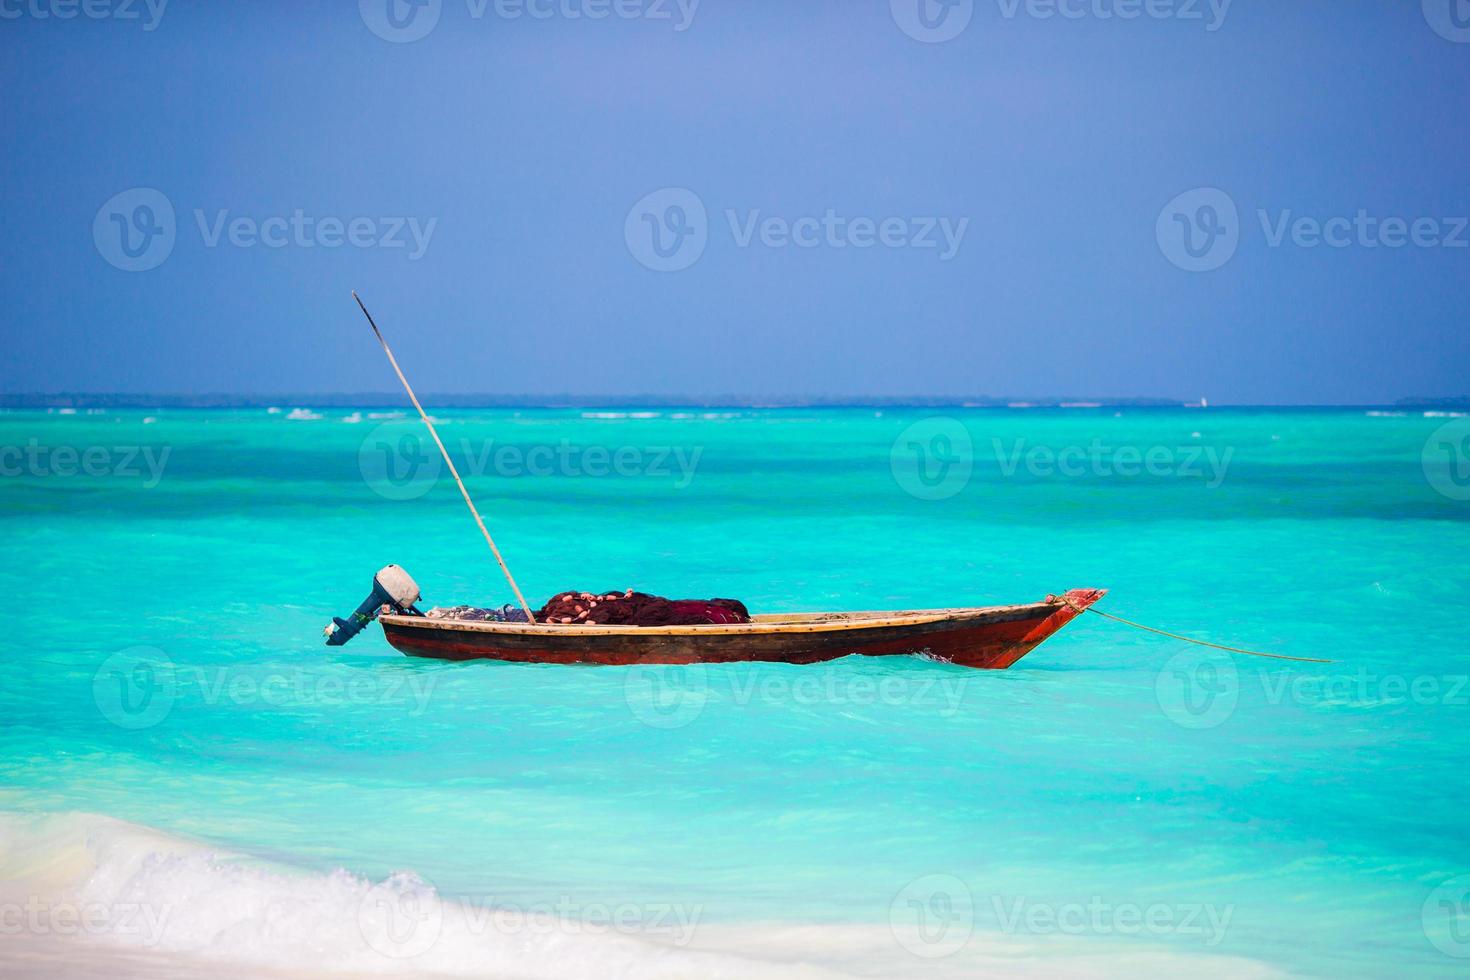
1,406 -> 1467,977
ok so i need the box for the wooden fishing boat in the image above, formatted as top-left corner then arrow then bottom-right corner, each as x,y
377,588 -> 1106,668
335,297 -> 1114,671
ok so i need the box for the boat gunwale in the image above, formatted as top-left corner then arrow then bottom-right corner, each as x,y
379,599 -> 1067,638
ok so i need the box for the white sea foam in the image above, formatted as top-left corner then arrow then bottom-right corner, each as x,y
581,411 -> 662,420
0,812 -> 832,980
0,812 -> 1282,980
284,408 -> 322,421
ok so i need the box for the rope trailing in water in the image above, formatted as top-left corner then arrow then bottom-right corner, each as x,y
1059,599 -> 1335,664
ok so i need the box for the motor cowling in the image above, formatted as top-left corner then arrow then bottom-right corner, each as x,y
324,564 -> 423,646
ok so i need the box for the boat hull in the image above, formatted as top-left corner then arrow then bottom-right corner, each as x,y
378,588 -> 1105,669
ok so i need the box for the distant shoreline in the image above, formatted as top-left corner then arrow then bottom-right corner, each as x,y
2,393 -> 1467,410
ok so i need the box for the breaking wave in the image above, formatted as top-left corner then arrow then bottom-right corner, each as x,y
0,811 -> 827,980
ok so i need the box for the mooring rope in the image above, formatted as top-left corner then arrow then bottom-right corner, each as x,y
1059,598 -> 1335,664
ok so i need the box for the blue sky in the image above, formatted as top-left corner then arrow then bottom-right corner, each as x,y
1,1 -> 1467,403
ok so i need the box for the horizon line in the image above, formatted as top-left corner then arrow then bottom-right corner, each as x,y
2,393 -> 1468,410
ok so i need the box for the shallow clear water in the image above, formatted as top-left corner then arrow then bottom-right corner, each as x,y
1,407 -> 1467,977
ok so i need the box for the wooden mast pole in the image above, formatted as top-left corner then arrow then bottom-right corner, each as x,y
352,291 -> 536,623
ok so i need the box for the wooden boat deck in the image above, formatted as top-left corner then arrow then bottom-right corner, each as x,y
381,601 -> 1051,636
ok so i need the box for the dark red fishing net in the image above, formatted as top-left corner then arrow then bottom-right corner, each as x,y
536,590 -> 751,626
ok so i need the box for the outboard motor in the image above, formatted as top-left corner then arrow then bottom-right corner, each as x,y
324,564 -> 423,645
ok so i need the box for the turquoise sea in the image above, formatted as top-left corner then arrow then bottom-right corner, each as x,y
2,406 -> 1468,978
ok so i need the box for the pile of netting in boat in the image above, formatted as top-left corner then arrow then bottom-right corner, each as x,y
426,590 -> 752,626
